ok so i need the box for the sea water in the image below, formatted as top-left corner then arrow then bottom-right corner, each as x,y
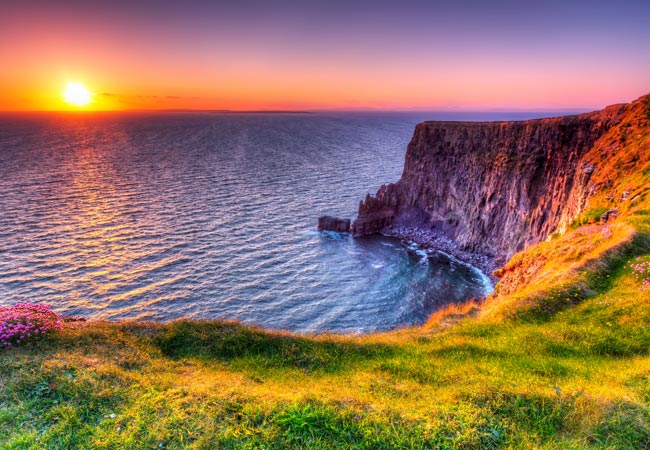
0,111 -> 556,333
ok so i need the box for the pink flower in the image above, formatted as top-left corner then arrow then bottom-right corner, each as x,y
0,303 -> 63,348
627,259 -> 650,292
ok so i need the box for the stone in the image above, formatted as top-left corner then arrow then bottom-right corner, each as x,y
318,216 -> 350,233
601,209 -> 619,223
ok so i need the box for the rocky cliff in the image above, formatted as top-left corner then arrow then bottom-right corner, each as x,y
351,96 -> 649,265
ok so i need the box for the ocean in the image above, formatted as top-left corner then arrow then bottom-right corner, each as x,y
0,111 -> 560,333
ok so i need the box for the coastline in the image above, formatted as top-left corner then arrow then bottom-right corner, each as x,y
379,224 -> 498,286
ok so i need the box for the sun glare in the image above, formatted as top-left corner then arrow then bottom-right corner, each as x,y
63,82 -> 92,107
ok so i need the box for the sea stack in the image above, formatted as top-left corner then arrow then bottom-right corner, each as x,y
318,216 -> 351,233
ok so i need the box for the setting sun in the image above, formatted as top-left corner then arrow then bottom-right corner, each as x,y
63,82 -> 92,107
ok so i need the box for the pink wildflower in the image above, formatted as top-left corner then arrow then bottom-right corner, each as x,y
0,303 -> 63,348
627,259 -> 650,292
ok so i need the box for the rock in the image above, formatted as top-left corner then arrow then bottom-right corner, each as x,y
318,216 -> 350,233
601,209 -> 618,223
581,163 -> 596,174
63,316 -> 87,322
351,100 -> 635,263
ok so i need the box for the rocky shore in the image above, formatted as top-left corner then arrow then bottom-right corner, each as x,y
380,223 -> 497,284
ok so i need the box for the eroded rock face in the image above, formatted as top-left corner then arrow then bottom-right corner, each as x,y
318,216 -> 351,233
352,102 -> 631,265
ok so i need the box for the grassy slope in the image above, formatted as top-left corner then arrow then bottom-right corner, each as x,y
1,97 -> 649,449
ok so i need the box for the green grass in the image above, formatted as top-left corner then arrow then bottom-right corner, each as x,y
570,207 -> 610,229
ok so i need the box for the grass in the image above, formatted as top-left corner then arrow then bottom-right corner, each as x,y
1,97 -> 649,449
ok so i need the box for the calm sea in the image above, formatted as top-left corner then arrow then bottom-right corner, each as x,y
0,111 -> 564,333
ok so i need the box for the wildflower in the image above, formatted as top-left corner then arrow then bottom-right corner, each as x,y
627,259 -> 650,291
600,225 -> 613,239
0,303 -> 62,348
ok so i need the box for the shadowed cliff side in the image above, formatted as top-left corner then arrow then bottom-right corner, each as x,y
351,96 -> 650,265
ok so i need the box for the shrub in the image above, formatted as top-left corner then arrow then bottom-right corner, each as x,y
0,303 -> 63,348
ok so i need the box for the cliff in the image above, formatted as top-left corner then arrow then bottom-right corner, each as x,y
352,95 -> 650,265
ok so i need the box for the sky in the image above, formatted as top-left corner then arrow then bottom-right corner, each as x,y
1,0 -> 649,111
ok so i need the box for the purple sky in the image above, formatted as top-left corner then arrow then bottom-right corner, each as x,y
2,0 -> 649,110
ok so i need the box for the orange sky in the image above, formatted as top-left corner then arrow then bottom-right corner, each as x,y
1,1 -> 649,111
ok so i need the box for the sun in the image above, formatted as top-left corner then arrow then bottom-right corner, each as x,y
63,82 -> 92,107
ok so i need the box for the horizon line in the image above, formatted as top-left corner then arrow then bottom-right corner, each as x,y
0,106 -> 601,114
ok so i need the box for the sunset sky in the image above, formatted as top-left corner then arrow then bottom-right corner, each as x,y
1,0 -> 649,111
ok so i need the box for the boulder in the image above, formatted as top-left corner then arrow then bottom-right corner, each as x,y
318,216 -> 350,233
601,208 -> 619,223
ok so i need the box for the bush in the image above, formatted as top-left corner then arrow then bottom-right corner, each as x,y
0,303 -> 62,348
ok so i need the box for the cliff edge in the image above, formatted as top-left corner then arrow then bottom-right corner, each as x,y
352,94 -> 650,265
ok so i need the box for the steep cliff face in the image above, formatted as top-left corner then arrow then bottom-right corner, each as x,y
351,98 -> 644,265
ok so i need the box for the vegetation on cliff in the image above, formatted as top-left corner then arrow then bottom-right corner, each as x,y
1,96 -> 649,449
